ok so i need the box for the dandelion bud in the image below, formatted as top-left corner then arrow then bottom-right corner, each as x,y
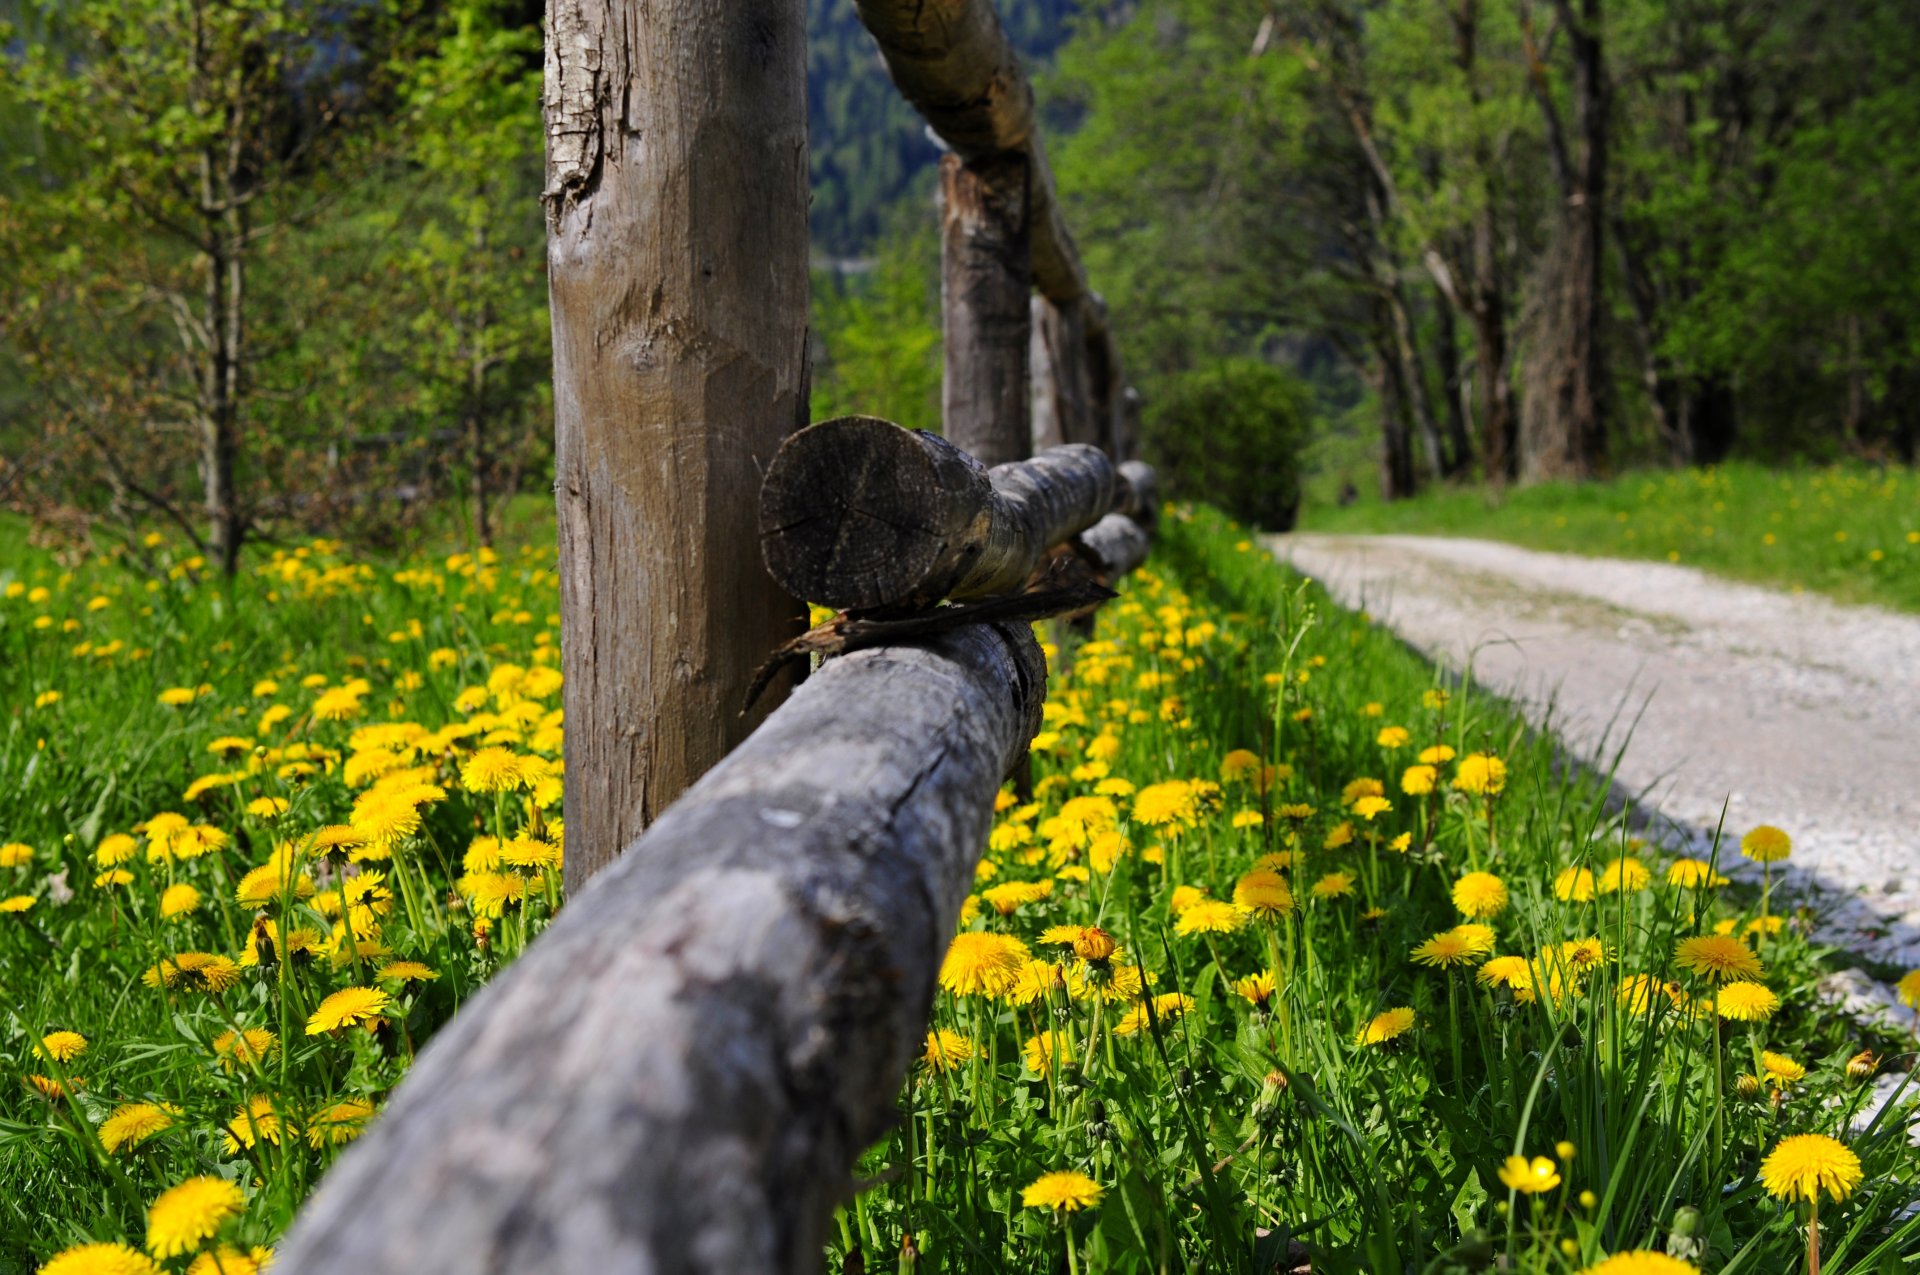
1073,926 -> 1117,962
1578,1190 -> 1598,1210
1555,1140 -> 1576,1161
1847,1049 -> 1879,1084
1559,1240 -> 1579,1258
1667,1205 -> 1707,1262
1735,1073 -> 1764,1102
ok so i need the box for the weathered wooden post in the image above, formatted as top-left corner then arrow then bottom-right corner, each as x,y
1031,295 -> 1098,451
940,152 -> 1032,467
545,0 -> 810,892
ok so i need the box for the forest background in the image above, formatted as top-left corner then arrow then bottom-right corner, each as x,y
2,0 -> 1917,557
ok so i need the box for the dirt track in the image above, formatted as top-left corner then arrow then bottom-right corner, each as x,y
1270,533 -> 1920,992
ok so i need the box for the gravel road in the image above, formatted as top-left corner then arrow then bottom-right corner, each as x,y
1270,533 -> 1920,991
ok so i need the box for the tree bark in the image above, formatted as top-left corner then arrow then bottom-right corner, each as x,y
271,621 -> 1047,1275
759,416 -> 1119,610
939,152 -> 1032,468
1031,295 -> 1097,451
545,0 -> 810,893
1433,281 -> 1473,474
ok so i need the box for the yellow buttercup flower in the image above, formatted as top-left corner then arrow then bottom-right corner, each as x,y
1497,1154 -> 1561,1194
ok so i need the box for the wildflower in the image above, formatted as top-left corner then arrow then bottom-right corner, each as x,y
222,1094 -> 289,1153
1,894 -> 36,912
1352,795 -> 1392,821
1578,1254 -> 1702,1274
1021,1170 -> 1103,1212
40,1030 -> 88,1063
1400,765 -> 1437,795
158,688 -> 198,708
1454,753 -> 1507,796
146,1176 -> 246,1257
981,880 -> 1053,914
1230,808 -> 1264,828
922,1029 -> 973,1072
1846,1050 -> 1879,1083
40,1243 -> 163,1275
376,960 -> 438,982
1377,726 -> 1410,748
1342,777 -> 1385,806
1232,869 -> 1293,917
0,842 -> 33,867
1411,930 -> 1481,969
186,1249 -> 274,1275
1356,1006 -> 1416,1046
1451,871 -> 1509,919
96,833 -> 137,866
939,932 -> 1029,998
1715,981 -> 1780,1022
1740,825 -> 1792,863
1665,858 -> 1726,889
98,1098 -> 177,1152
461,870 -> 526,918
1418,743 -> 1455,764
234,859 -> 314,908
312,687 -> 365,721
1674,935 -> 1763,982
306,1097 -> 377,1147
159,883 -> 202,919
1498,1154 -> 1562,1194
245,796 -> 289,820
461,746 -> 528,793
1234,970 -> 1277,1004
305,986 -> 391,1035
1477,956 -> 1535,1002
1323,821 -> 1355,849
1553,866 -> 1596,902
1220,749 -> 1262,781
1023,1030 -> 1074,1073
1175,899 -> 1248,936
211,1028 -> 278,1072
1618,974 -> 1686,1015
1074,926 -> 1118,961
142,952 -> 242,993
1311,872 -> 1355,900
1598,857 -> 1650,893
1896,969 -> 1920,1009
1131,780 -> 1198,828
1761,1052 -> 1806,1087
1759,1133 -> 1863,1202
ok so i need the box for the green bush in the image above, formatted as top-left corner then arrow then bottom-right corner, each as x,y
1146,357 -> 1311,531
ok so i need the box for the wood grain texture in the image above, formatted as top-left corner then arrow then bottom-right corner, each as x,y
545,0 -> 810,892
759,416 -> 1119,609
850,0 -> 1087,302
940,152 -> 1032,469
272,621 -> 1047,1275
1118,459 -> 1158,529
1075,511 -> 1151,580
1031,294 -> 1097,451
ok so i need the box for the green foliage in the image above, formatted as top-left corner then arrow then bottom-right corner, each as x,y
1304,461 -> 1920,613
810,209 -> 943,432
1147,359 -> 1312,531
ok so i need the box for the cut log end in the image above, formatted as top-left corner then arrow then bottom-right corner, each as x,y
760,416 -> 991,610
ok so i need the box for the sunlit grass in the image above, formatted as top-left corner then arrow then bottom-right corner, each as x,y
1303,463 -> 1920,612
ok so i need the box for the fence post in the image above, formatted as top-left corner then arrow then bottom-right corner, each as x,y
1031,295 -> 1097,451
544,0 -> 810,892
940,152 -> 1033,467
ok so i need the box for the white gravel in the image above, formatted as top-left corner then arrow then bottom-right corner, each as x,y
1269,533 -> 1920,978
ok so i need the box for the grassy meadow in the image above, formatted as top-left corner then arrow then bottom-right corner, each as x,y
1302,463 -> 1920,613
1,506 -> 1916,1274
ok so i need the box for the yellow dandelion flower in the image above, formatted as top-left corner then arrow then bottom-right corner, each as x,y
1131,780 -> 1196,828
1342,776 -> 1385,806
1174,898 -> 1247,936
1021,1170 -> 1103,1212
1715,980 -> 1779,1022
212,1028 -> 278,1073
1759,1133 -> 1862,1202
1234,969 -> 1277,1004
41,1242 -> 163,1275
1023,1029 -> 1074,1073
1232,869 -> 1293,917
1352,795 -> 1392,821
1454,753 -> 1507,796
1477,956 -> 1535,1002
1617,974 -> 1686,1016
1311,871 -> 1355,900
234,860 -> 314,908
1357,1006 -> 1416,1046
186,1248 -> 274,1275
40,1030 -> 88,1063
1,894 -> 37,912
1400,764 -> 1437,796
1411,930 -> 1480,969
1579,1254 -> 1702,1275
1894,969 -> 1920,1009
98,1098 -> 177,1152
142,951 -> 242,993
1598,857 -> 1650,893
1740,825 -> 1792,863
460,746 -> 528,793
1761,1051 -> 1805,1087
459,870 -> 526,919
0,842 -> 34,867
922,1029 -> 973,1072
244,796 -> 289,820
939,932 -> 1030,998
981,879 -> 1053,914
1451,871 -> 1509,919
306,1097 -> 377,1147
312,687 -> 365,721
304,985 -> 391,1035
221,1094 -> 289,1153
145,1175 -> 246,1257
1168,884 -> 1209,914
1220,749 -> 1262,781
1418,743 -> 1456,764
159,883 -> 202,919
158,688 -> 197,708
1665,858 -> 1726,889
1376,725 -> 1410,748
1497,1154 -> 1562,1194
1675,934 -> 1763,982
376,959 -> 437,983
96,833 -> 138,866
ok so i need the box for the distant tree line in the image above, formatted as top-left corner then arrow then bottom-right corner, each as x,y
1045,0 -> 1920,505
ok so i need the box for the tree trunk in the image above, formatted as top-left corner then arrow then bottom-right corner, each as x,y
1520,0 -> 1609,483
1373,328 -> 1418,501
1030,295 -> 1097,451
939,152 -> 1032,468
271,621 -> 1047,1275
759,415 -> 1118,609
545,0 -> 810,893
1433,283 -> 1473,474
200,133 -> 245,577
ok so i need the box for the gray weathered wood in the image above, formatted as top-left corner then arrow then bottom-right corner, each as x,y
1118,458 -> 1159,529
850,0 -> 1087,303
545,0 -> 810,891
940,152 -> 1033,469
760,415 -> 1119,610
1031,294 -> 1098,451
1076,511 -> 1151,580
273,621 -> 1047,1275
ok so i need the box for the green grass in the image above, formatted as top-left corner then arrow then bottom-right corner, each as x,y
1301,462 -> 1920,612
2,506 -> 1915,1273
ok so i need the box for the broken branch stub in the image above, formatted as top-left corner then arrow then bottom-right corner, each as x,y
759,414 -> 1119,610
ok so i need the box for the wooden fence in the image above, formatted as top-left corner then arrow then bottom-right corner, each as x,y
273,2 -> 1147,1271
